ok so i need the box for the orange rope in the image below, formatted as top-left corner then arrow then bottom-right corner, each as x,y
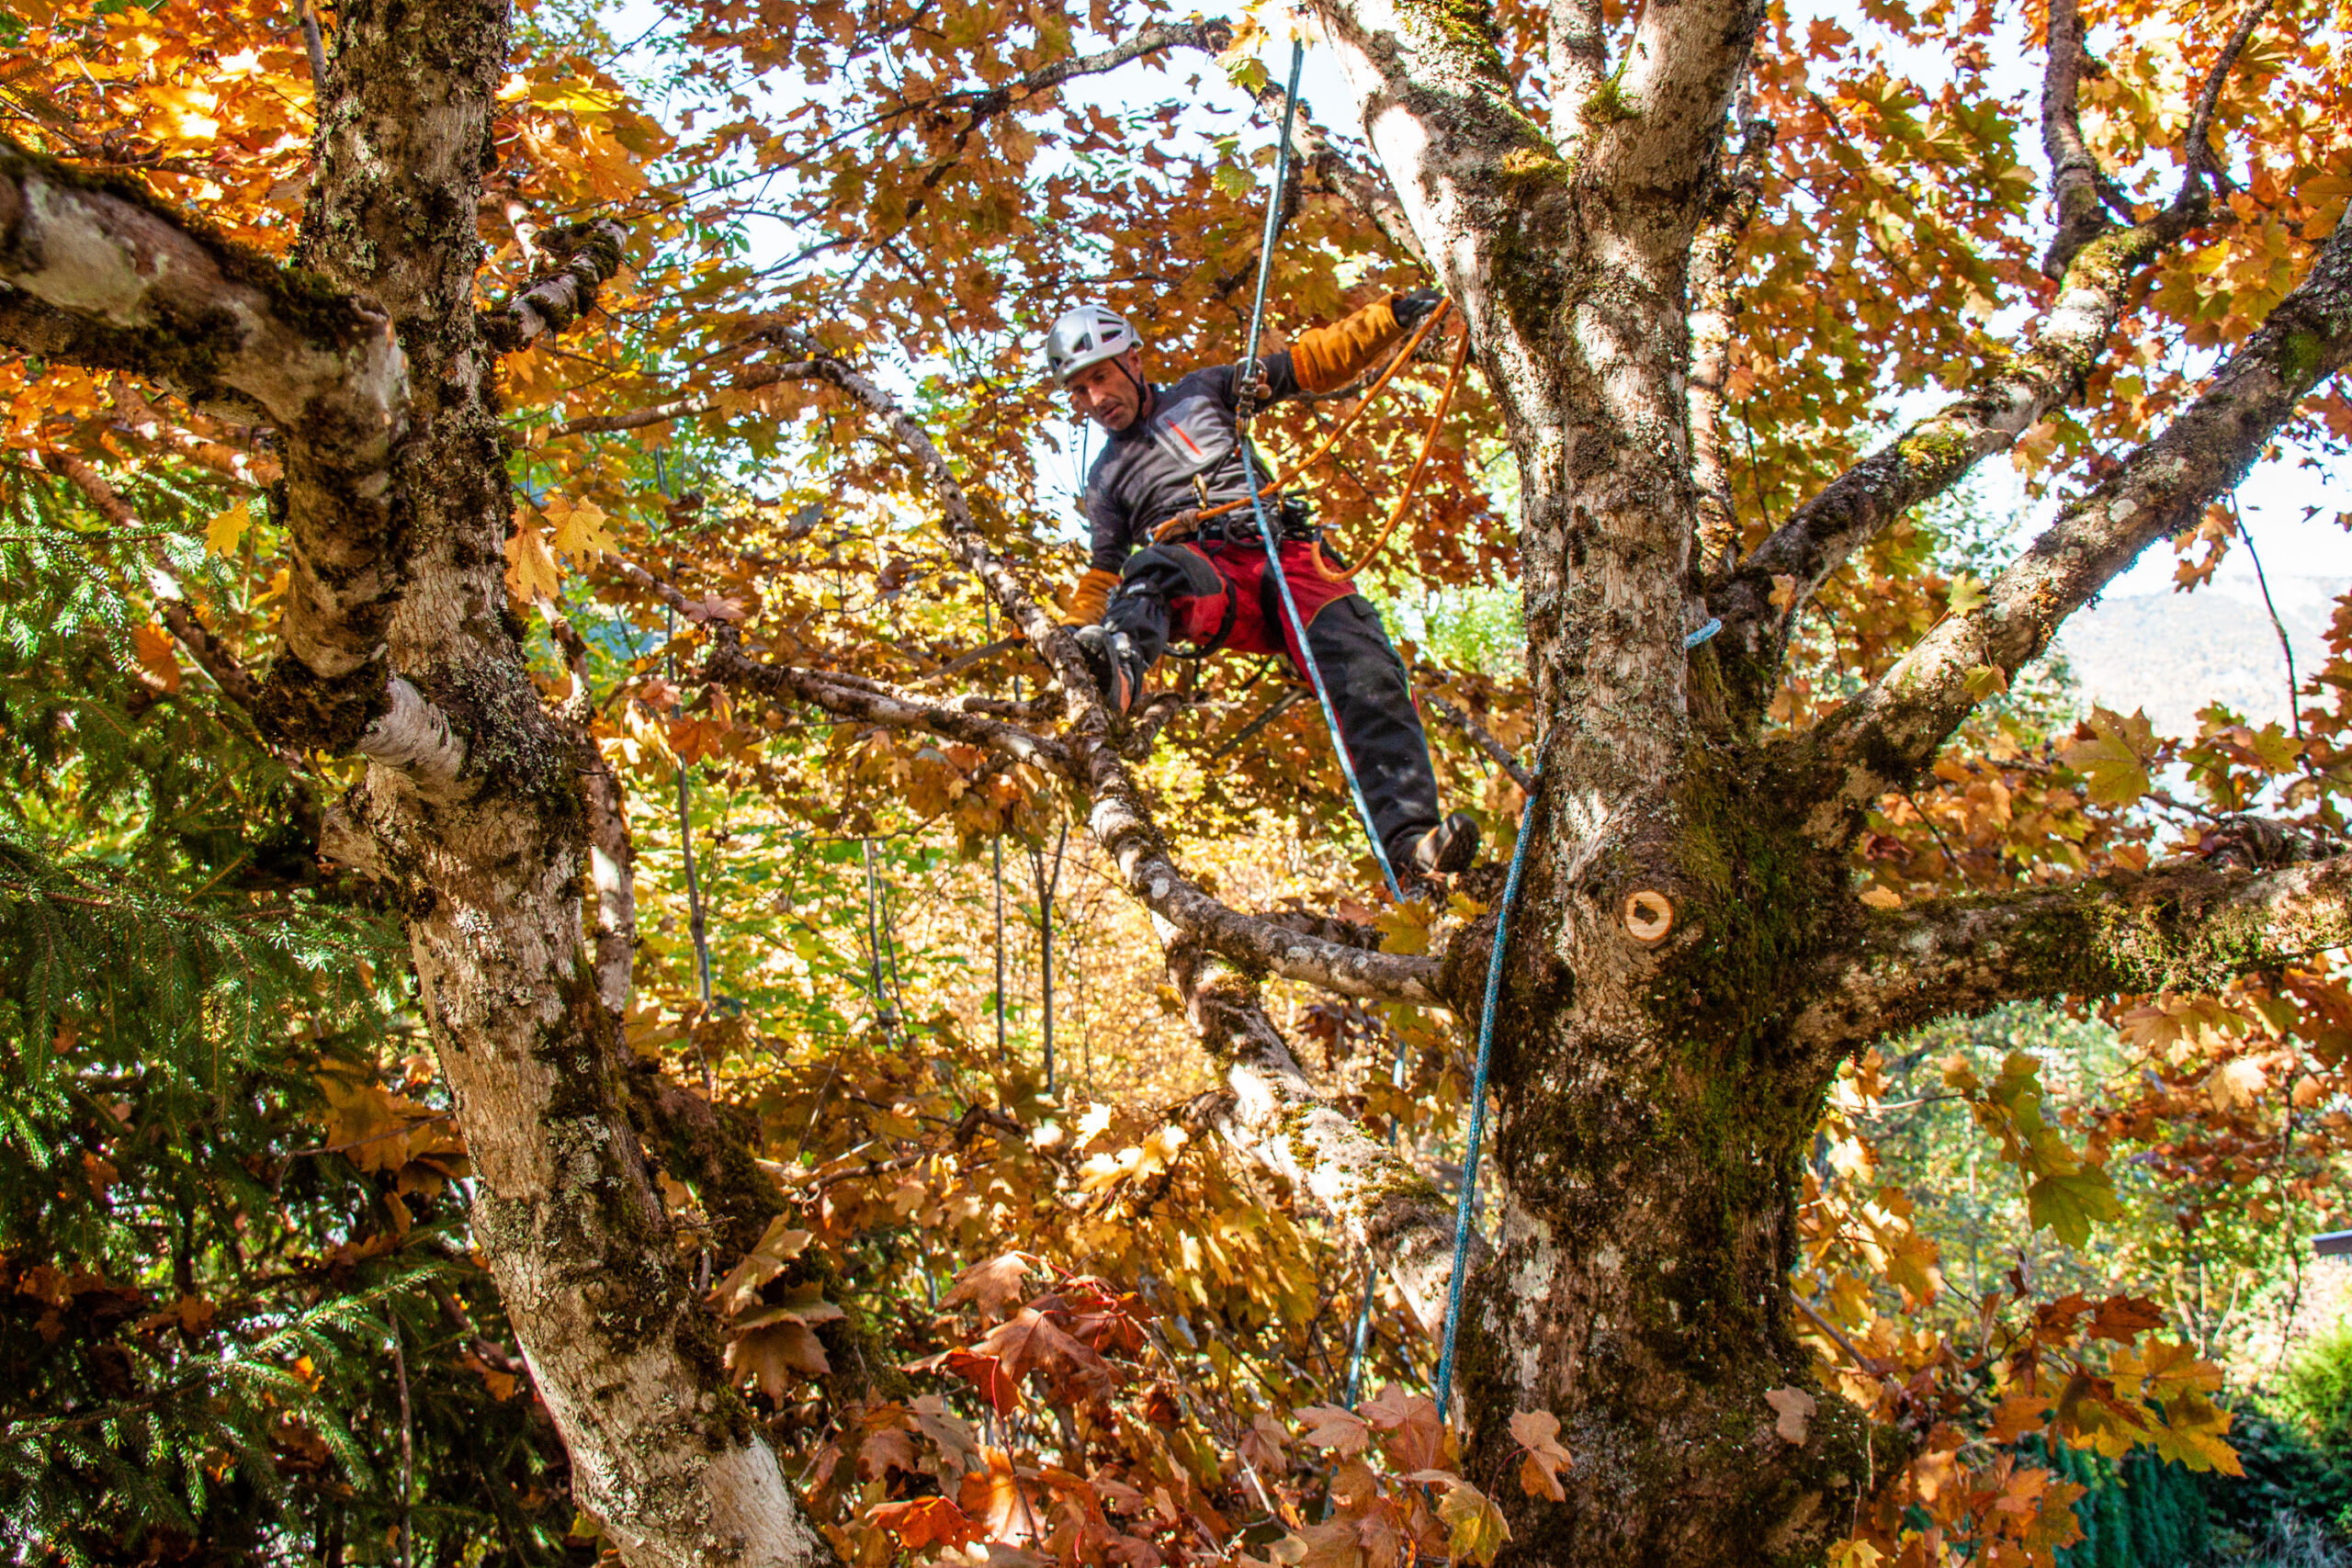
1152,298 -> 1456,543
1309,321 -> 1473,582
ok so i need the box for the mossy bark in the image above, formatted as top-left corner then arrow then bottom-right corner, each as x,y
278,4 -> 836,1563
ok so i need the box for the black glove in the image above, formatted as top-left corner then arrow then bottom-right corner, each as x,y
1389,288 -> 1445,331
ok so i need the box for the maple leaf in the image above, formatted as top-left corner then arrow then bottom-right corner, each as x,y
1359,1385 -> 1444,1471
1764,1387 -> 1815,1444
724,1315 -> 829,1396
858,1424 -> 919,1481
543,494 -> 618,557
942,1251 -> 1035,1320
2085,1294 -> 2165,1343
504,519 -> 561,604
205,499 -> 250,557
1293,1519 -> 1366,1568
869,1496 -> 979,1552
1986,1385 -> 2052,1443
313,1069 -> 433,1176
130,623 -> 181,692
911,1393 -> 983,1479
957,1448 -> 1044,1543
970,1306 -> 1111,1404
708,1215 -> 811,1315
1509,1408 -> 1572,1500
2058,706 -> 2156,807
1295,1403 -> 1373,1456
682,592 -> 747,623
942,1348 -> 1020,1413
2026,1167 -> 2120,1247
1435,1482 -> 1509,1565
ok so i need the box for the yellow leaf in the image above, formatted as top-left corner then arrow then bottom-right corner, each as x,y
546,495 -> 620,558
1437,1482 -> 1509,1565
1963,663 -> 2010,700
1946,572 -> 1987,615
504,520 -> 562,603
1859,886 -> 1903,910
206,500 -> 251,557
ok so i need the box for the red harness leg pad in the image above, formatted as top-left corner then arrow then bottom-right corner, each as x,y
1184,538 -> 1358,672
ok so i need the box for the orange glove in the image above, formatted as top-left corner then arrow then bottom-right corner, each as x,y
1291,293 -> 1415,394
1063,568 -> 1121,626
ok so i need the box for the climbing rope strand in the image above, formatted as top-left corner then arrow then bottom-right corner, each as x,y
1310,323 -> 1473,582
1431,769 -> 1537,1424
1235,39 -> 1404,901
1156,297 -> 1455,543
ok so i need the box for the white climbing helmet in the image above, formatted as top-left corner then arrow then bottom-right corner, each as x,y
1044,304 -> 1138,385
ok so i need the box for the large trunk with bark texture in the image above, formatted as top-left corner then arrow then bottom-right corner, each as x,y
286,5 -> 830,1563
1448,754 -> 1881,1563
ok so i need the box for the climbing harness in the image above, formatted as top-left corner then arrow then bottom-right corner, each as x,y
1234,38 -> 1405,901
1430,616 -> 1730,1421
1149,298 -> 1466,571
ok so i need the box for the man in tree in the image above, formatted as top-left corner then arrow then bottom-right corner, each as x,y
1048,294 -> 1480,883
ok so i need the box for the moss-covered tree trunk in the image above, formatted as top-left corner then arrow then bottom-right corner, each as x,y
285,6 -> 834,1564
0,1 -> 835,1561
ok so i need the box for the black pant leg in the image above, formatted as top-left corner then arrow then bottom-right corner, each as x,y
1302,594 -> 1443,866
1105,546 -> 1225,671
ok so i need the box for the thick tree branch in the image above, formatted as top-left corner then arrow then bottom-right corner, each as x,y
2040,0 -> 2109,277
1169,936 -> 1473,1332
2183,0 -> 2275,192
480,218 -> 629,353
1800,852 -> 2352,1049
1243,79 -> 1427,267
1797,201 -> 2352,839
704,639 -> 1072,772
0,141 -> 450,779
1548,0 -> 1608,139
1596,0 -> 1764,188
1709,204 -> 2199,705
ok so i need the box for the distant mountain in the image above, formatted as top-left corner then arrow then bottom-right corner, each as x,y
2052,571 -> 2344,737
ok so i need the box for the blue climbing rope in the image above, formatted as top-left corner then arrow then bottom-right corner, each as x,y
1430,771 -> 1535,1424
1430,616 -> 1725,1422
1236,39 -> 1405,902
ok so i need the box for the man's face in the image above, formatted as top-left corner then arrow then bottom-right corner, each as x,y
1067,346 -> 1147,433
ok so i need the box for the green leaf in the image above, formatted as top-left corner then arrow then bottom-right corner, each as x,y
1438,1482 -> 1510,1565
2027,1167 -> 2120,1247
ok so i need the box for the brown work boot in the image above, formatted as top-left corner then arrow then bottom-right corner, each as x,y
1407,813 -> 1481,879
